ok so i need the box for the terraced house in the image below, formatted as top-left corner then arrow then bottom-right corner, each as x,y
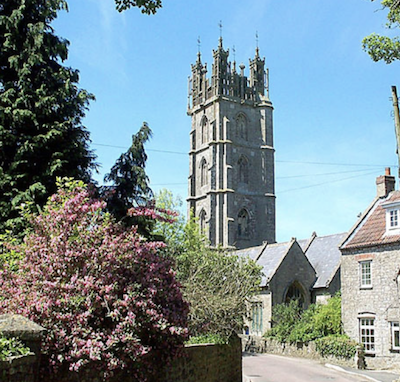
341,169 -> 400,369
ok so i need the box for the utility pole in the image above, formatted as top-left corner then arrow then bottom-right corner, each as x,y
391,86 -> 400,177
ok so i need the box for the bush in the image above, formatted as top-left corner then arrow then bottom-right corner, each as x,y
185,333 -> 228,345
315,335 -> 358,359
0,179 -> 189,381
265,300 -> 302,342
266,294 -> 343,343
0,336 -> 30,360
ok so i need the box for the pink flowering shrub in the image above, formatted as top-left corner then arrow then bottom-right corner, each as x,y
0,179 -> 189,381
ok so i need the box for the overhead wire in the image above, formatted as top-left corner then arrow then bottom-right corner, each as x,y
93,142 -> 397,193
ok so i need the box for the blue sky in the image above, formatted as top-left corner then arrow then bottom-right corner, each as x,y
54,0 -> 400,242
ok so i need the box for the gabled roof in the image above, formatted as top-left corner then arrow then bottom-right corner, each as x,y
234,242 -> 267,262
256,241 -> 293,286
304,233 -> 347,288
341,191 -> 400,251
234,241 -> 293,287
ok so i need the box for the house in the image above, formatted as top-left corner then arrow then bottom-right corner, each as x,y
301,232 -> 347,303
341,168 -> 400,369
236,232 -> 345,336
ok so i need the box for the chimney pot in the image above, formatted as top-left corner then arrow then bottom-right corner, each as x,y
376,168 -> 395,197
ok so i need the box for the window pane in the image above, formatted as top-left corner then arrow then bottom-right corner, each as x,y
361,261 -> 372,286
359,318 -> 375,354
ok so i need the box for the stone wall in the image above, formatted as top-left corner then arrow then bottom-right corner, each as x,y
341,245 -> 400,369
0,354 -> 37,382
158,336 -> 242,382
241,335 -> 360,368
47,337 -> 242,382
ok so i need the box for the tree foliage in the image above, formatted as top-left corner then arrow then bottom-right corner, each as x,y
267,294 -> 343,343
154,199 -> 263,339
114,0 -> 162,13
0,0 -> 96,236
103,123 -> 154,235
0,179 -> 188,381
363,0 -> 400,63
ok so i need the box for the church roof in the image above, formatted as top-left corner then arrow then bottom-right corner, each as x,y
341,190 -> 400,251
234,232 -> 345,290
257,241 -> 293,286
234,241 -> 293,287
304,233 -> 347,288
234,243 -> 266,261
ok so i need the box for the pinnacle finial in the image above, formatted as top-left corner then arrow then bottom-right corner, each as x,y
197,36 -> 202,63
255,31 -> 259,57
218,20 -> 223,48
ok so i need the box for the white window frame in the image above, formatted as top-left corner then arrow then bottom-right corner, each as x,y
251,302 -> 263,336
360,260 -> 372,288
359,317 -> 375,354
391,322 -> 400,351
383,201 -> 400,235
390,209 -> 399,228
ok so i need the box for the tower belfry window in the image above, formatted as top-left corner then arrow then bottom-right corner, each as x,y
200,158 -> 208,187
238,156 -> 249,184
236,114 -> 247,140
201,116 -> 208,144
199,209 -> 207,235
238,209 -> 250,238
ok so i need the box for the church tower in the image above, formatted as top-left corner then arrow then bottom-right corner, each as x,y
187,38 -> 276,249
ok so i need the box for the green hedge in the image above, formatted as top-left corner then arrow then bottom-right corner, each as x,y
265,294 -> 360,360
315,335 -> 359,359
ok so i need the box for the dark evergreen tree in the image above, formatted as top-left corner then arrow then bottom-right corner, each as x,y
0,0 -> 96,234
103,122 -> 154,236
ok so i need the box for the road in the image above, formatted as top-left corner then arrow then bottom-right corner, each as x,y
243,353 -> 389,382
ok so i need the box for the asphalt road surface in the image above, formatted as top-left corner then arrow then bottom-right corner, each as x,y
243,353 -> 383,382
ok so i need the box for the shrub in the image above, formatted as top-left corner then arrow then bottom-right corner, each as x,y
0,336 -> 30,360
315,335 -> 358,359
265,300 -> 302,342
185,333 -> 228,345
266,294 -> 343,343
0,179 -> 189,381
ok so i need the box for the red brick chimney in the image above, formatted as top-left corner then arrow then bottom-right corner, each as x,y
376,168 -> 395,197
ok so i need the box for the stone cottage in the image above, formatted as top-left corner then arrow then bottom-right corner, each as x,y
236,232 -> 345,336
341,168 -> 400,369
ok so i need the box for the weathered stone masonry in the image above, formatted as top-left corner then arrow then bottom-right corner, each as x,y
187,38 -> 276,249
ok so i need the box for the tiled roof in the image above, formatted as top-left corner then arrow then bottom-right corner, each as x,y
341,191 -> 400,250
257,241 -> 292,286
305,233 -> 347,288
234,243 -> 266,261
233,241 -> 292,287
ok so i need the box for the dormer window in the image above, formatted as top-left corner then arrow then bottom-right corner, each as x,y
382,201 -> 400,235
390,209 -> 399,228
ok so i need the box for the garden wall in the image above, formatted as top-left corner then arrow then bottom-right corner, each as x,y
158,336 -> 242,382
50,338 -> 242,382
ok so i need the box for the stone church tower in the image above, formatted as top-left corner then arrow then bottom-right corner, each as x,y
187,38 -> 276,249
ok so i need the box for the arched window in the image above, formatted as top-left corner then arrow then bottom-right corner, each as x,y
238,156 -> 249,184
201,116 -> 208,144
236,113 -> 247,140
237,209 -> 250,238
199,209 -> 207,235
285,281 -> 306,308
200,158 -> 208,186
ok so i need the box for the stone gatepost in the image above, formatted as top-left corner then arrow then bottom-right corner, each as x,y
0,314 -> 46,382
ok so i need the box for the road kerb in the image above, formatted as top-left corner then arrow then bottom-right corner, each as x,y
325,363 -> 383,382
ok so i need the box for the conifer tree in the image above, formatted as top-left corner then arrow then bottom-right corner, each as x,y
0,0 -> 96,234
103,122 -> 154,236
